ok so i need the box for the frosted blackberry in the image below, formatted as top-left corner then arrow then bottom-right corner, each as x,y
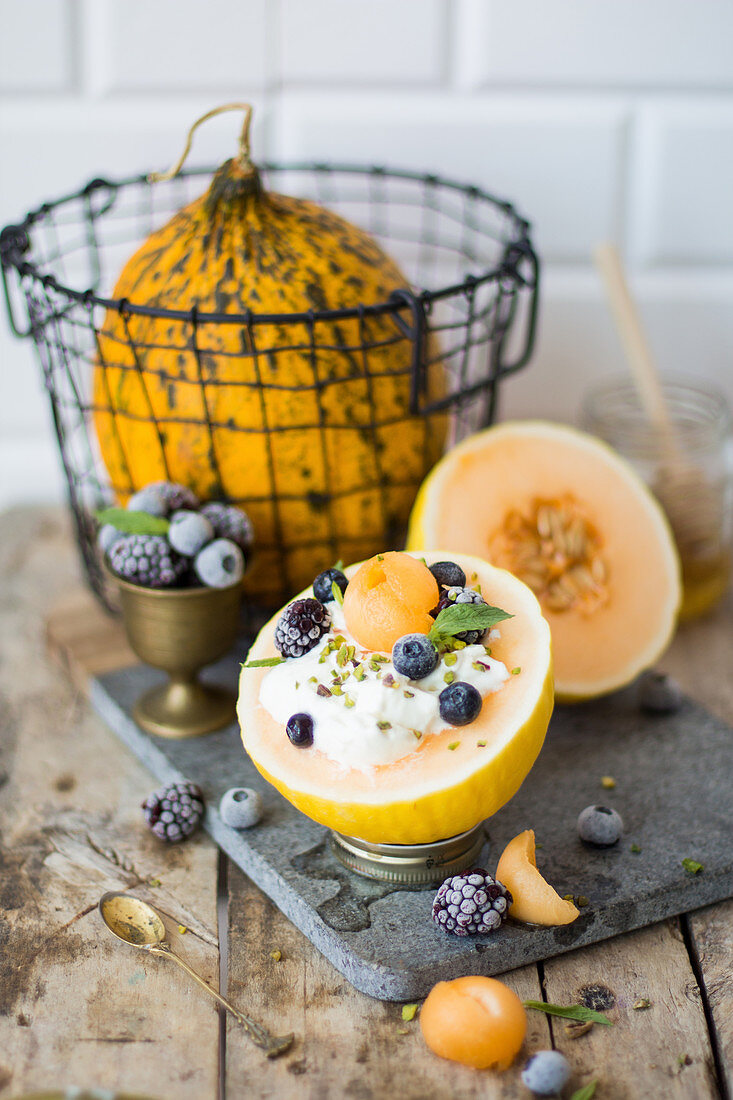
392,633 -> 438,680
200,502 -> 254,552
439,681 -> 482,726
433,586 -> 488,643
432,870 -> 512,936
168,510 -> 214,557
313,567 -> 348,604
108,534 -> 187,588
142,781 -> 205,842
429,560 -> 467,590
639,670 -> 683,714
154,481 -> 200,514
522,1051 -> 571,1096
275,599 -> 331,658
577,804 -> 623,847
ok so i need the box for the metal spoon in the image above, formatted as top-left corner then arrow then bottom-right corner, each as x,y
99,891 -> 294,1058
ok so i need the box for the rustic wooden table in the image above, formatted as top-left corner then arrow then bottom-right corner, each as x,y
1,508 -> 731,1100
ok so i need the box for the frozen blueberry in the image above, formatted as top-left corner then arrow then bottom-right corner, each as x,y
438,681 -> 482,726
577,804 -> 623,847
97,523 -> 124,554
287,713 -> 314,747
521,1050 -> 571,1096
429,560 -> 467,590
219,787 -> 263,829
194,538 -> 245,588
168,510 -> 214,557
392,633 -> 439,680
127,484 -> 168,517
639,670 -> 683,714
313,567 -> 348,604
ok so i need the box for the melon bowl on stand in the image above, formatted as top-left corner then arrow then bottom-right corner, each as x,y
238,551 -> 553,884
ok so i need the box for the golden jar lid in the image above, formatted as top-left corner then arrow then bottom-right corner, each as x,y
330,825 -> 486,885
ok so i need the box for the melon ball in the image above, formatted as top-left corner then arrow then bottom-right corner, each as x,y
343,551 -> 439,652
419,975 -> 526,1070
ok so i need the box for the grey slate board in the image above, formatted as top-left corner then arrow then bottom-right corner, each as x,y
91,656 -> 733,1001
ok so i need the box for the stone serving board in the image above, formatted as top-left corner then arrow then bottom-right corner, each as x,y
90,656 -> 733,1001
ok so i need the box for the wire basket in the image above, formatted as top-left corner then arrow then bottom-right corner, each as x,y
1,162 -> 538,610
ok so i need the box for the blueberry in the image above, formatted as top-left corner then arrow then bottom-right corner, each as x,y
521,1050 -> 571,1096
313,567 -> 348,604
429,560 -> 467,590
219,787 -> 263,829
127,485 -> 168,517
97,523 -> 123,554
168,510 -> 214,557
438,681 -> 482,726
577,804 -> 623,847
194,538 -> 245,588
392,634 -> 439,680
287,713 -> 314,747
639,670 -> 682,714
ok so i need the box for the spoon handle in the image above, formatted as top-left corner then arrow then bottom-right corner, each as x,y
148,943 -> 294,1058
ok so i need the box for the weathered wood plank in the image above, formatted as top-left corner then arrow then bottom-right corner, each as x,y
224,863 -> 549,1100
542,918 -> 720,1098
46,587 -> 135,692
0,508 -> 220,1100
687,900 -> 733,1095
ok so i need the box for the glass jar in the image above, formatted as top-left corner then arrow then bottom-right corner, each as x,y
581,376 -> 733,621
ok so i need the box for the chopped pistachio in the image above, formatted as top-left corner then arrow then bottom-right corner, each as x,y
347,645 -> 355,662
382,673 -> 397,688
177,924 -> 188,935
576,895 -> 589,907
411,729 -> 422,740
470,572 -> 478,583
601,775 -> 617,789
344,694 -> 356,709
318,652 -> 328,664
308,675 -> 318,684
565,1020 -> 594,1039
682,857 -> 703,874
333,634 -> 347,648
401,1004 -> 418,1022
149,878 -> 161,888
443,671 -> 456,684
353,664 -> 366,681
403,690 -> 415,699
444,652 -> 458,666
484,646 -> 492,656
331,580 -> 344,606
377,720 -> 392,731
476,740 -> 487,747
295,681 -> 300,690
316,684 -> 332,697
630,843 -> 642,854
562,894 -> 575,903
475,583 -> 482,595
376,553 -> 384,561
372,653 -> 389,663
330,684 -> 344,696
269,949 -> 282,962
369,659 -> 381,673
337,643 -> 349,667
396,1027 -> 410,1035
633,999 -> 652,1010
452,639 -> 466,650
511,667 -> 521,675
448,741 -> 460,751
472,660 -> 489,672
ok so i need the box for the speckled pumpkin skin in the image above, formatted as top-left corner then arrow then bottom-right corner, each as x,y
94,160 -> 446,602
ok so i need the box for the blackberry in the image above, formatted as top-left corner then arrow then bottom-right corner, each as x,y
274,599 -> 330,658
429,560 -> 467,590
392,633 -> 438,680
432,586 -> 487,644
439,681 -> 482,726
313,567 -> 348,604
142,781 -> 204,842
153,481 -> 199,514
577,804 -> 623,847
432,870 -> 512,936
108,534 -> 187,588
286,713 -> 314,746
200,502 -> 254,552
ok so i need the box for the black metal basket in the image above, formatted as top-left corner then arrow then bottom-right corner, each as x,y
1,162 -> 538,609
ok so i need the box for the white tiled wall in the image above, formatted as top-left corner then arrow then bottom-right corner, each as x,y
2,0 -> 732,508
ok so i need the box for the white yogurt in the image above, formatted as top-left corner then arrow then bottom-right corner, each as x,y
259,602 -> 510,770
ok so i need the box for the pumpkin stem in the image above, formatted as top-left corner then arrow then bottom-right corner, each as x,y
148,103 -> 255,184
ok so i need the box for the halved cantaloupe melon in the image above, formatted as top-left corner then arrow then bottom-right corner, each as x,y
238,552 -> 553,844
407,422 -> 681,702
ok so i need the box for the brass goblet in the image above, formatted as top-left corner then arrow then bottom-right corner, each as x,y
108,567 -> 243,738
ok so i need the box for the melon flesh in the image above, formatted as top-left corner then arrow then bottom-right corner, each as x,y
238,552 -> 553,844
408,422 -> 681,702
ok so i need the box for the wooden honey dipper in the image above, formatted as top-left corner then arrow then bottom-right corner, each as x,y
593,243 -> 721,562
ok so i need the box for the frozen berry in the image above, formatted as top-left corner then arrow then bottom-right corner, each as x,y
275,599 -> 330,658
200,502 -> 253,552
168,510 -> 214,557
429,561 -> 467,590
219,787 -> 263,828
521,1050 -> 571,1096
287,713 -> 314,746
439,681 -> 482,726
639,670 -> 683,714
127,484 -> 168,517
577,805 -> 623,847
432,870 -> 512,936
97,523 -> 123,554
433,586 -> 488,644
108,534 -> 187,588
194,538 -> 245,588
392,633 -> 439,680
142,781 -> 204,842
313,567 -> 348,604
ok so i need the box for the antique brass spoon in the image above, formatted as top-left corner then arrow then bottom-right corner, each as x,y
99,891 -> 294,1058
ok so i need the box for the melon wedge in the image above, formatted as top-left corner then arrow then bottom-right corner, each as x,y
495,829 -> 579,926
238,552 -> 553,844
407,422 -> 681,702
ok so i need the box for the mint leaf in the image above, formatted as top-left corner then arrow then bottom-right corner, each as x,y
570,1083 -> 598,1100
522,1001 -> 612,1026
428,602 -> 512,647
96,507 -> 170,536
242,657 -> 285,668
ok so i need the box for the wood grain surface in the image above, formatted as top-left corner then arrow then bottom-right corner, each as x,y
1,507 -> 731,1100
